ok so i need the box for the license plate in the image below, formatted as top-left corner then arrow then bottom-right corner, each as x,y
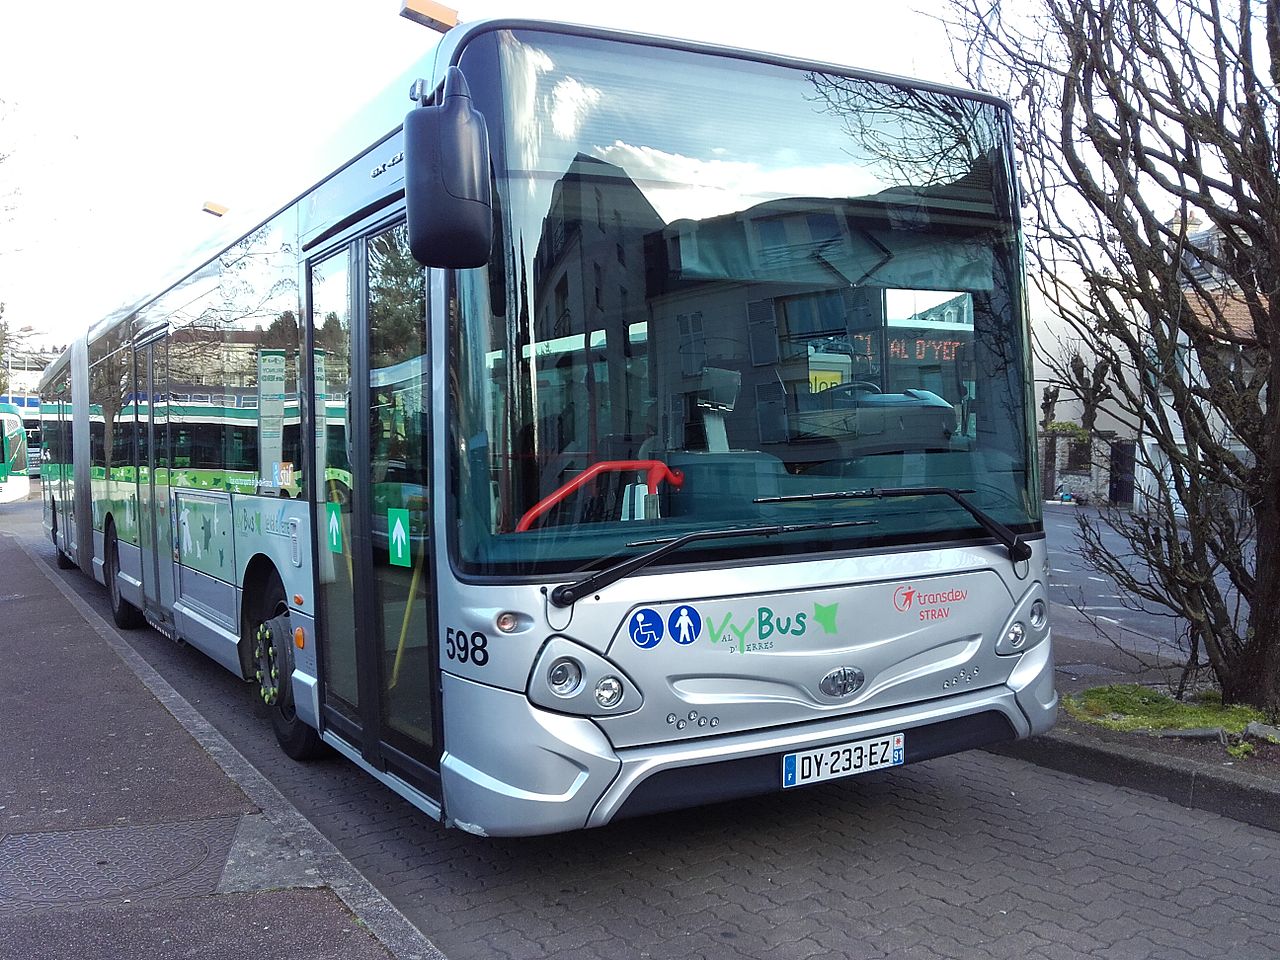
782,732 -> 905,788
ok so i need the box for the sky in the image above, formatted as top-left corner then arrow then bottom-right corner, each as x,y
0,1 -> 964,351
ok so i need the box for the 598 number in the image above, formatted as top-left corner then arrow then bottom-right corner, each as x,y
445,627 -> 490,667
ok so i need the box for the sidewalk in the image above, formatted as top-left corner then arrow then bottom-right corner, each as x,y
0,530 -> 442,960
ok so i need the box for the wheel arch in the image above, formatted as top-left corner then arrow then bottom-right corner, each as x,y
239,552 -> 287,680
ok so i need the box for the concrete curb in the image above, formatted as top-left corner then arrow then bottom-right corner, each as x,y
13,533 -> 447,960
989,724 -> 1280,834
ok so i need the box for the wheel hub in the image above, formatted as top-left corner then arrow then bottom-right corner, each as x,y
253,613 -> 292,707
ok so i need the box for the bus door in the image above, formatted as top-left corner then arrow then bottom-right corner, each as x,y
52,383 -> 75,558
310,221 -> 440,796
138,337 -> 177,618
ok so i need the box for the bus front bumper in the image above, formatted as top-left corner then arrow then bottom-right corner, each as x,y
440,635 -> 1056,837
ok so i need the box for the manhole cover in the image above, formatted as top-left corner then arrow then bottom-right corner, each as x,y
0,817 -> 239,911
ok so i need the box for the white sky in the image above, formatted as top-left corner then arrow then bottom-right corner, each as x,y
0,1 -> 962,349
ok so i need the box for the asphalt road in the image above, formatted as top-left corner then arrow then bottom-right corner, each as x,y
5,495 -> 1280,960
1042,505 -> 1188,657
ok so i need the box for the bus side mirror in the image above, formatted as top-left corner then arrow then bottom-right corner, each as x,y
404,66 -> 493,268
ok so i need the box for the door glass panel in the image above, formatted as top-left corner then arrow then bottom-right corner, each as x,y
136,350 -> 151,557
367,222 -> 432,747
313,250 -> 359,715
147,343 -> 175,610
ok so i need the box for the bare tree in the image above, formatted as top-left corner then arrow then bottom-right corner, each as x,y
947,0 -> 1280,713
1040,383 -> 1060,430
1067,352 -> 1114,435
0,304 -> 9,397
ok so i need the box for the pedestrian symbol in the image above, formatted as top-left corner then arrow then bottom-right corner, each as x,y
629,608 -> 664,648
668,605 -> 702,645
326,502 -> 342,553
388,508 -> 411,567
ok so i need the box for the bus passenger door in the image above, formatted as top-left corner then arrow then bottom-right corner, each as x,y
311,220 -> 440,797
138,340 -> 177,619
49,386 -> 73,555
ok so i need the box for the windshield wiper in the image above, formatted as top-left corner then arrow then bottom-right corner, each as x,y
754,486 -> 1033,564
548,519 -> 877,608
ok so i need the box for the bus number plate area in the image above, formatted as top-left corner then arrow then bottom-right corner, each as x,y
782,732 -> 905,788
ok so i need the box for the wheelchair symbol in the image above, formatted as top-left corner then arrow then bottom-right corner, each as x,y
629,608 -> 664,648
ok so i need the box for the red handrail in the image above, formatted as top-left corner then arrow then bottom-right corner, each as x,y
515,460 -> 684,532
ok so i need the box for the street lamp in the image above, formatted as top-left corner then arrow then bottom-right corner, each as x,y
399,0 -> 458,32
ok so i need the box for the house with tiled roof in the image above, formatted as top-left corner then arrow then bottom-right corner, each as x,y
1134,222 -> 1261,516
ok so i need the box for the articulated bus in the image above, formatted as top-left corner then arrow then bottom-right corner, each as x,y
1,403 -> 30,503
41,18 -> 1055,836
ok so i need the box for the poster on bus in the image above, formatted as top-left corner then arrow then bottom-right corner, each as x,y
258,349 -> 286,490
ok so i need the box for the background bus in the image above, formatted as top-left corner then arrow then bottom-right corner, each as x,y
40,17 -> 1054,836
24,409 -> 41,476
0,402 -> 31,503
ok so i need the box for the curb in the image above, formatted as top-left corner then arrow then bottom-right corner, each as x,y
13,533 -> 447,960
989,724 -> 1280,834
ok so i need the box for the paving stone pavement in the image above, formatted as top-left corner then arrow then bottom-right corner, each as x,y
63,605 -> 1280,957
0,508 -> 440,960
6,499 -> 1280,960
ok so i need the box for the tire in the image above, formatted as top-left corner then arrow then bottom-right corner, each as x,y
247,572 -> 326,761
52,505 -> 75,569
105,527 -> 144,629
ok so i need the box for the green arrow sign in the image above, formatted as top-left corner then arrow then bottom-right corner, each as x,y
326,502 -> 343,553
388,508 -> 411,567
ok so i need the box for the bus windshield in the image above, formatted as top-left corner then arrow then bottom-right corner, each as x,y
450,28 -> 1037,578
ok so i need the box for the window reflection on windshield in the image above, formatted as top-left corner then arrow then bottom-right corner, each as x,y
450,30 -> 1036,576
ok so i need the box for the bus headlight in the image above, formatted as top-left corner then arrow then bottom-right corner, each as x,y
1005,622 -> 1026,648
1029,600 -> 1047,629
547,658 -> 583,698
996,585 -> 1050,655
595,676 -> 624,709
528,637 -> 642,716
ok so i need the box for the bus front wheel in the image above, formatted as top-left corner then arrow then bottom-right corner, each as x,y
52,505 -> 74,569
248,574 -> 326,761
105,526 -> 144,629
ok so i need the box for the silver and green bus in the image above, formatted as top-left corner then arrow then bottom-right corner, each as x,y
40,18 -> 1054,836
0,402 -> 30,504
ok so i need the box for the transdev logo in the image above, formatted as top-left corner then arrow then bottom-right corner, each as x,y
893,585 -> 969,620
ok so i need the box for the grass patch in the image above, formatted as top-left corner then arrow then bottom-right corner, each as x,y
1064,683 -> 1265,734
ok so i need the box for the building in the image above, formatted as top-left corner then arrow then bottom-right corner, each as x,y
1132,222 -> 1259,517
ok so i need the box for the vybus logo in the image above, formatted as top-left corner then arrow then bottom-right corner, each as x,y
893,585 -> 968,614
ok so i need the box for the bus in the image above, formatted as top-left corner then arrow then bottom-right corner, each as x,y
0,395 -> 42,475
1,402 -> 30,503
24,409 -> 41,477
40,17 -> 1055,836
